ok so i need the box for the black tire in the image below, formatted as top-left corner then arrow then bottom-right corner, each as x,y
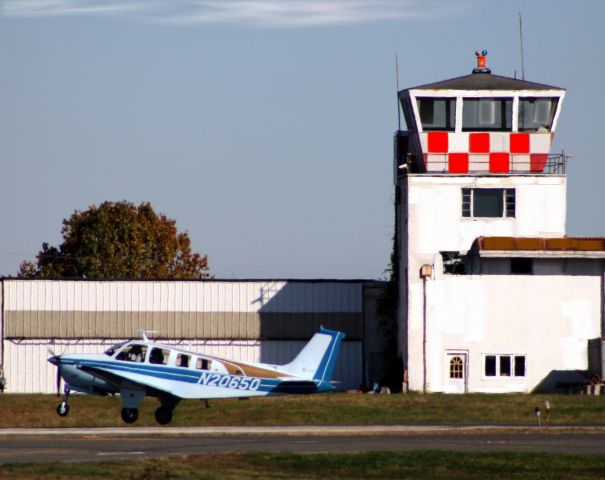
57,402 -> 70,417
154,406 -> 173,425
121,408 -> 139,424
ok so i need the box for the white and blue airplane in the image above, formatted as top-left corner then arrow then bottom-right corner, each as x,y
48,328 -> 345,425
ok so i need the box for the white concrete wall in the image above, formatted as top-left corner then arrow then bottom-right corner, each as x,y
406,175 -> 566,263
406,274 -> 601,393
400,173 -> 580,392
3,339 -> 362,393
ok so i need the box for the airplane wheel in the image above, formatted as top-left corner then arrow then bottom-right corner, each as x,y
57,402 -> 70,417
121,408 -> 139,424
154,406 -> 173,425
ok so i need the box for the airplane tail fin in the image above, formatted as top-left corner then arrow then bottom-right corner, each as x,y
281,328 -> 346,383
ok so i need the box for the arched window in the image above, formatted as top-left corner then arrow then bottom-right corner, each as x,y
450,356 -> 464,379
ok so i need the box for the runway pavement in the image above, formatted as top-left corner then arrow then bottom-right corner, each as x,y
1,426 -> 605,463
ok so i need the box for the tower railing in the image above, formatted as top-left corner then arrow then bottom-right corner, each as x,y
399,151 -> 570,175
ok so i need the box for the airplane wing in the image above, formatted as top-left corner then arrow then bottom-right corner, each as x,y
78,364 -> 176,397
78,361 -> 266,399
78,361 -> 324,399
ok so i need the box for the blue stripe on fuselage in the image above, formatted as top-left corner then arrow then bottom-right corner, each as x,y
66,359 -> 284,393
61,359 -> 330,395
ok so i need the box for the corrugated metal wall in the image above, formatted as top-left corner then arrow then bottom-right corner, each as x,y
0,279 -> 371,393
3,280 -> 363,340
3,339 -> 361,393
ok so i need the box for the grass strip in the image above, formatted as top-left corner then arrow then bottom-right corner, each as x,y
0,393 -> 604,428
2,451 -> 605,479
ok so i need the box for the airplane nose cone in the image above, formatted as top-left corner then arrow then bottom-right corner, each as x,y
48,355 -> 61,366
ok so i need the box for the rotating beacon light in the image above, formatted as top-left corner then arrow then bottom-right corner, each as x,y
472,50 -> 491,74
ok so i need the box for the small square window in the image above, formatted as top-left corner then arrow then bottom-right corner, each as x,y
462,188 -> 515,219
485,356 -> 496,376
514,356 -> 526,377
500,356 -> 511,376
484,354 -> 526,378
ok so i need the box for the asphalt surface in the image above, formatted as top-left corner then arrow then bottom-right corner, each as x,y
1,426 -> 605,463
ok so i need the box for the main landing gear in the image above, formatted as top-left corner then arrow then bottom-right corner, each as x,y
119,406 -> 173,424
56,386 -> 71,417
118,390 -> 179,425
121,407 -> 139,424
151,395 -> 179,425
154,406 -> 173,425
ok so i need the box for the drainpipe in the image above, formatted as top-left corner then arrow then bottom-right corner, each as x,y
0,279 -> 4,393
602,270 -> 605,382
420,264 -> 433,394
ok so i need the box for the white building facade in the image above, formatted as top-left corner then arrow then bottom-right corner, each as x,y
395,53 -> 605,393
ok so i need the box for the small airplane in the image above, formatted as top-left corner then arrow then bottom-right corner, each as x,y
48,328 -> 345,425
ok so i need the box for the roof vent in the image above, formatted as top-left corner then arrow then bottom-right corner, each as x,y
472,50 -> 491,74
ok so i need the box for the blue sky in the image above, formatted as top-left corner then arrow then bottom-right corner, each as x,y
0,0 -> 603,278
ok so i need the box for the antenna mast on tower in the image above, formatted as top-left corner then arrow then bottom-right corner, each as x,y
396,54 -> 401,131
519,12 -> 526,80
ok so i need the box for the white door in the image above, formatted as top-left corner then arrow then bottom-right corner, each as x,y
446,352 -> 468,393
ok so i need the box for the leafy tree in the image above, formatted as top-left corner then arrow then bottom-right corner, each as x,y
19,201 -> 209,279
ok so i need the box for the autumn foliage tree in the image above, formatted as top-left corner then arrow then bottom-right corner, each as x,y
19,201 -> 209,279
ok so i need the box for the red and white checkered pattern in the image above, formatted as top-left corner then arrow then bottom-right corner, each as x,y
418,132 -> 553,173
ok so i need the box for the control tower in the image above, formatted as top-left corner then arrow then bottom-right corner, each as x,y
393,53 -> 605,394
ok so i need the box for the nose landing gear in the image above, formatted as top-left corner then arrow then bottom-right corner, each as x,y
56,401 -> 70,417
56,386 -> 71,417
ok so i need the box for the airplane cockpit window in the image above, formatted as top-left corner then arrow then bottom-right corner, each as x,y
116,344 -> 147,362
104,341 -> 128,357
176,354 -> 190,368
196,358 -> 211,370
149,347 -> 170,365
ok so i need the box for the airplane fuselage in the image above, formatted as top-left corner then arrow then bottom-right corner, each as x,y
48,328 -> 345,424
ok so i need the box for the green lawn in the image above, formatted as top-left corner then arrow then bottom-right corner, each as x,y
2,451 -> 605,479
0,392 -> 603,428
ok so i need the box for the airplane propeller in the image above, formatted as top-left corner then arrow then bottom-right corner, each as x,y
47,349 -> 62,397
56,366 -> 62,397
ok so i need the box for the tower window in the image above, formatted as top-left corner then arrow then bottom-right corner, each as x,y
462,98 -> 512,131
416,98 -> 455,131
462,188 -> 515,218
518,97 -> 558,132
